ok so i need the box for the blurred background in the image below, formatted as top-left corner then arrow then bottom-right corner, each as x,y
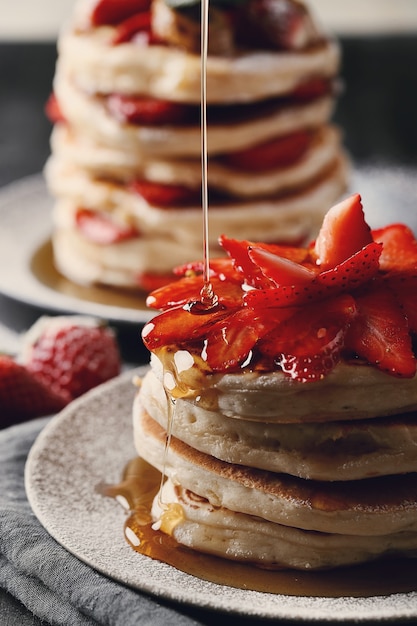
0,0 -> 416,188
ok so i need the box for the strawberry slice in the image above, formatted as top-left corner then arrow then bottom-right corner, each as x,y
219,235 -> 309,289
373,223 -> 417,271
173,258 -> 242,283
258,295 -> 357,382
112,11 -> 152,44
222,130 -> 313,172
129,180 -> 200,207
292,77 -> 332,101
314,194 -> 373,270
142,304 -> 230,351
245,242 -> 382,308
91,0 -> 150,26
107,94 -> 192,126
345,284 -> 416,378
203,307 -> 277,371
248,246 -> 317,287
45,93 -> 66,124
76,209 -> 139,244
136,271 -> 175,292
384,272 -> 417,334
146,275 -> 244,311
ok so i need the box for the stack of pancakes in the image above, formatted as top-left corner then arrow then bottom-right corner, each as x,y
45,0 -> 349,291
132,194 -> 417,570
134,358 -> 417,570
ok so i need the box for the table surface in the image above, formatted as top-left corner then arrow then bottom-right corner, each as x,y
1,36 -> 417,625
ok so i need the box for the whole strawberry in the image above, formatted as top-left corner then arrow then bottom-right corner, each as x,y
21,316 -> 121,404
0,355 -> 66,429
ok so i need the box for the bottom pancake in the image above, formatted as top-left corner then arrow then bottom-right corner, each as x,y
152,479 -> 417,570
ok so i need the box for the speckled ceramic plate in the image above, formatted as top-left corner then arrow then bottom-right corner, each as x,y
1,168 -> 417,325
25,368 -> 417,622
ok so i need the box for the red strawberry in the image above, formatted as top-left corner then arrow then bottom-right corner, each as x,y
373,223 -> 417,271
91,0 -> 150,26
21,316 -> 121,404
147,275 -> 243,312
76,209 -> 139,245
129,180 -> 200,207
112,11 -> 152,44
383,272 -> 417,334
219,235 -> 309,288
45,93 -> 66,124
248,246 -> 317,287
136,271 -> 175,293
203,307 -> 277,371
107,94 -> 192,126
173,258 -> 242,282
258,295 -> 357,382
245,242 -> 382,308
142,304 -> 230,351
292,77 -> 332,101
0,355 -> 66,429
313,194 -> 373,270
222,130 -> 313,171
345,284 -> 416,378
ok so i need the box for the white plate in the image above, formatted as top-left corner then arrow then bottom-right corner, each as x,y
0,175 -> 152,324
2,168 -> 417,325
25,369 -> 417,623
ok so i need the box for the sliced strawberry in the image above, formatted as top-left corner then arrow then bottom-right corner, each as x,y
245,242 -> 382,309
107,94 -> 192,126
314,194 -> 373,270
91,0 -> 150,26
129,180 -> 200,207
258,295 -> 357,382
292,77 -> 332,101
203,307 -> 277,371
384,272 -> 417,334
136,271 -> 175,293
0,355 -> 66,428
373,223 -> 417,271
222,130 -> 313,172
219,235 -> 309,288
248,246 -> 317,287
112,11 -> 152,44
76,209 -> 139,244
173,258 -> 242,283
345,284 -> 416,378
146,275 -> 244,311
45,93 -> 66,124
142,304 -> 230,351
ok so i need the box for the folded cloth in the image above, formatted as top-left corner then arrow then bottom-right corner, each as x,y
0,417 -> 205,626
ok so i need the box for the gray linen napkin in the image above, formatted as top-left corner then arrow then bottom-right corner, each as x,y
0,417 -> 205,626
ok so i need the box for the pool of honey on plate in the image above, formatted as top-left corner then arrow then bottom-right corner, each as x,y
100,456 -> 417,599
30,239 -> 148,311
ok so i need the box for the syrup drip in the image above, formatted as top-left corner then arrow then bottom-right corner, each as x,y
100,457 -> 417,597
198,0 -> 218,313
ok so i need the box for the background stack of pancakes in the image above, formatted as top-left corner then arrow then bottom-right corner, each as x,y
45,0 -> 349,292
134,357 -> 417,570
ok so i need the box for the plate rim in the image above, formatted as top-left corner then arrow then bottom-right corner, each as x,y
0,175 -> 153,325
25,368 -> 417,623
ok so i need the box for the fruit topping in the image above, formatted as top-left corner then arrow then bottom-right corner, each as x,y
222,130 -> 314,172
106,94 -> 192,126
75,209 -> 140,244
129,180 -> 200,207
142,194 -> 417,381
0,355 -> 66,428
91,0 -> 151,26
21,316 -> 121,405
